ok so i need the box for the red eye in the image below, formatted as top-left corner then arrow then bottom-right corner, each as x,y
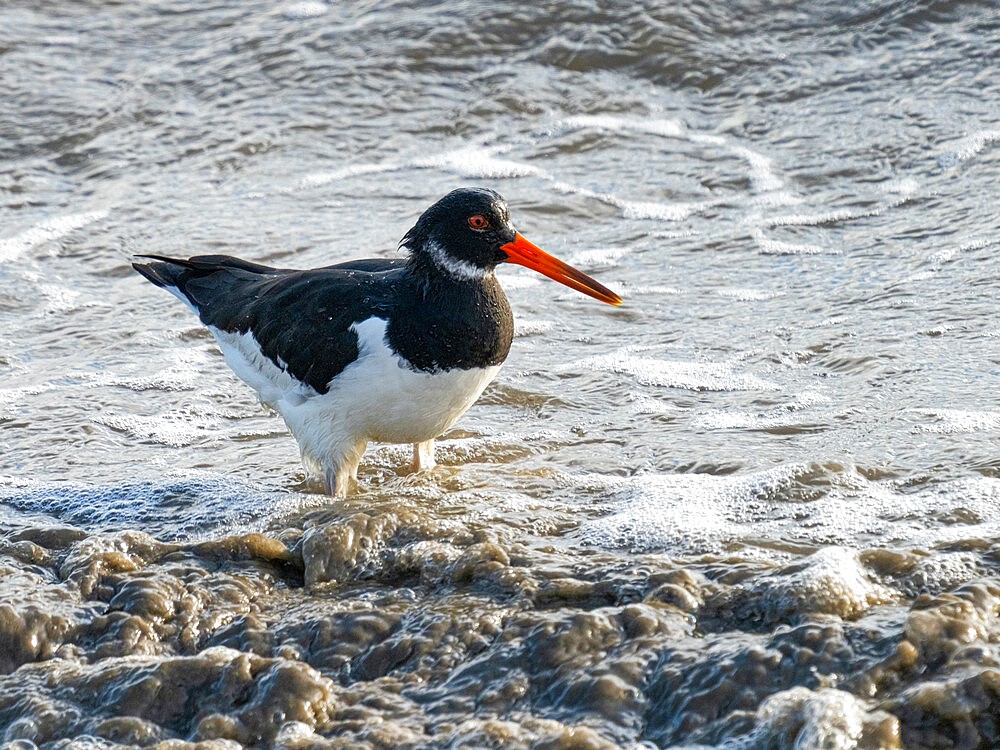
467,214 -> 490,230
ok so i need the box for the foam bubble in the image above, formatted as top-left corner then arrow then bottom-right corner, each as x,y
90,350 -> 208,392
498,273 -> 542,290
551,181 -> 708,222
752,228 -> 831,255
690,135 -> 784,193
755,546 -> 893,619
764,206 -> 881,228
627,393 -> 679,415
559,116 -> 785,194
297,162 -> 400,189
626,284 -> 683,295
716,287 -> 782,302
579,465 -> 807,553
412,146 -> 545,178
620,199 -> 704,221
36,283 -> 89,314
910,408 -> 1000,433
0,211 -> 108,262
566,246 -> 631,267
0,386 -> 45,408
880,177 -> 920,197
0,475 -> 306,541
580,468 -> 1000,557
282,1 -> 327,18
752,687 -> 872,749
925,237 -> 994,265
940,129 -> 1000,163
93,411 -> 223,447
667,687 -> 896,750
513,319 -> 554,337
558,114 -> 685,139
763,182 -> 914,229
581,349 -> 779,392
691,391 -> 829,430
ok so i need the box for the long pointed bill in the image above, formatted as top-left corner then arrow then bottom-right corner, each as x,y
500,233 -> 622,306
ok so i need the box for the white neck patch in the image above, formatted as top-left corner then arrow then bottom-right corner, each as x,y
424,239 -> 491,282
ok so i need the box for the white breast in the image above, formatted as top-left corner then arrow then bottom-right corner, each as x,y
209,317 -> 501,467
325,317 -> 501,443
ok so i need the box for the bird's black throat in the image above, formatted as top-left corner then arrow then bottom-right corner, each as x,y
388,259 -> 514,373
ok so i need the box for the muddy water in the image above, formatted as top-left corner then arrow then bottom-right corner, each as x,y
1,1 -> 999,747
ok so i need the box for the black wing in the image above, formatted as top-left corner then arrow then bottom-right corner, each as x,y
133,254 -> 405,393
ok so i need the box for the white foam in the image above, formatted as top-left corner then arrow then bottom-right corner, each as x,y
904,551 -> 986,594
626,284 -> 684,296
567,246 -> 631,267
363,429 -> 566,469
692,391 -> 829,430
94,411 -> 223,447
927,237 -> 994,264
298,162 -> 400,189
751,687 -> 870,750
752,228 -> 832,255
749,190 -> 806,208
558,114 -> 685,139
880,177 -> 920,197
0,474 -> 308,541
941,129 -> 1000,162
580,468 -> 1000,556
551,181 -> 709,223
910,408 -> 1000,433
0,386 -> 45,410
716,287 -> 782,302
298,144 -> 544,191
559,115 -> 786,194
627,393 -> 679,415
412,145 -> 545,178
731,146 -> 784,193
36,283 -> 88,314
620,199 -> 705,221
581,349 -> 778,392
689,134 -> 784,193
497,273 -> 542,290
580,465 -> 806,553
88,348 -> 211,392
763,181 -> 914,229
513,319 -> 554,337
0,211 -> 108,262
756,546 -> 892,618
926,246 -> 959,264
282,1 -> 327,18
960,237 -> 994,252
764,206 -> 881,228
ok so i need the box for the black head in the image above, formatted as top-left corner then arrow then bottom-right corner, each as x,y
401,188 -> 623,304
401,187 -> 517,280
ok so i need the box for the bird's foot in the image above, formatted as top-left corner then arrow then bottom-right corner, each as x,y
324,467 -> 351,497
411,439 -> 436,472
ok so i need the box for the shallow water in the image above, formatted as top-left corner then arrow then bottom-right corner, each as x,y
1,1 -> 999,747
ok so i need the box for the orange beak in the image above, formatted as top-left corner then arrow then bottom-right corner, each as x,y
500,233 -> 622,306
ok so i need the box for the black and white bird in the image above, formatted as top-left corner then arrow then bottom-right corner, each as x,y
133,188 -> 621,495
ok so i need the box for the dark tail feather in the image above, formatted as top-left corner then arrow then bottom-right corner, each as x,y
131,255 -> 189,289
132,253 -> 282,288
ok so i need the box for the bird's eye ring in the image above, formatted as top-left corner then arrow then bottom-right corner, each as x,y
467,214 -> 490,230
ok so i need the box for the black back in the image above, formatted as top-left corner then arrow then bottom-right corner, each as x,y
133,253 -> 513,393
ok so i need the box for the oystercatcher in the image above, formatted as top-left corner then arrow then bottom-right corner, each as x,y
133,187 -> 621,495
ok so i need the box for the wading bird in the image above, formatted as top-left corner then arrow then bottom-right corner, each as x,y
133,188 -> 621,495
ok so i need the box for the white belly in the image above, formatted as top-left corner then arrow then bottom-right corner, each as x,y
210,317 -> 501,464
